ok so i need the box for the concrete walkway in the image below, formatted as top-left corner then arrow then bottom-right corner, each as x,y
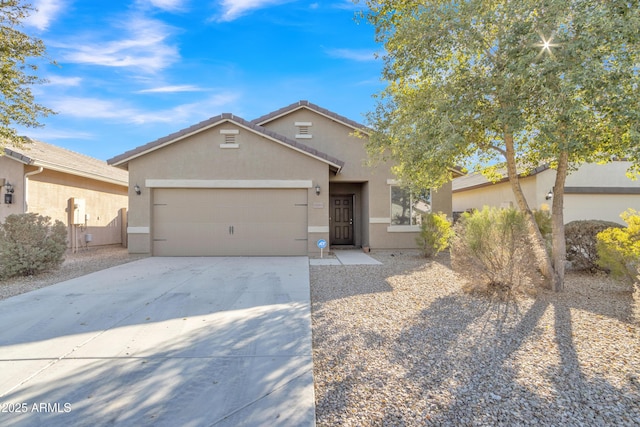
310,250 -> 382,266
0,257 -> 315,427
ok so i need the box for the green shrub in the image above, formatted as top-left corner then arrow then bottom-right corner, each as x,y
596,209 -> 640,286
416,212 -> 453,258
533,209 -> 552,254
0,213 -> 67,279
451,206 -> 539,296
565,220 -> 623,272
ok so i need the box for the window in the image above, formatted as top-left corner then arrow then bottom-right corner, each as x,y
390,186 -> 431,226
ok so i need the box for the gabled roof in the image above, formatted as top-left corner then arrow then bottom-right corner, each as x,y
107,113 -> 345,173
4,139 -> 128,186
252,100 -> 370,134
452,165 -> 550,192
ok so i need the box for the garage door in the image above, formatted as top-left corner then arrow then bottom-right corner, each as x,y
152,188 -> 308,256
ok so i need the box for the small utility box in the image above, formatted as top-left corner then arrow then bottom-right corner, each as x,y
71,198 -> 86,225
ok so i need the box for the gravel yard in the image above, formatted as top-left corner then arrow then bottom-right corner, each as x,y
311,251 -> 640,426
2,248 -> 638,425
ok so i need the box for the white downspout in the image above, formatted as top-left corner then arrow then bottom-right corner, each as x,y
23,167 -> 44,212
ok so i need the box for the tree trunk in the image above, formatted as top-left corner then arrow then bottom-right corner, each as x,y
504,128 -> 556,289
550,150 -> 569,291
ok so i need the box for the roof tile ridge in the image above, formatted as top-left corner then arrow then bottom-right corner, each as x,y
27,138 -> 114,165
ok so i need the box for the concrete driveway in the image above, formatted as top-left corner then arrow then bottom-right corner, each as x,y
0,257 -> 315,426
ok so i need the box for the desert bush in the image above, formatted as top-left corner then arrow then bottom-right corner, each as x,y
533,209 -> 552,253
565,220 -> 623,272
416,212 -> 453,258
451,206 -> 539,296
0,213 -> 67,279
596,209 -> 640,286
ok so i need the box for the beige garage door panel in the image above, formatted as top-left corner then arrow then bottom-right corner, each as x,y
153,188 -> 307,256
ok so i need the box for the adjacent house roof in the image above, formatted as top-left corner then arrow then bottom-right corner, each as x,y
107,113 -> 345,173
4,139 -> 128,186
453,165 -> 550,192
252,100 -> 370,134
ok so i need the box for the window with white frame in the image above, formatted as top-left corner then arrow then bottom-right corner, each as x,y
390,186 -> 431,226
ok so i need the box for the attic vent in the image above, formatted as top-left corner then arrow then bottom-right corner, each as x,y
295,121 -> 312,139
220,129 -> 240,148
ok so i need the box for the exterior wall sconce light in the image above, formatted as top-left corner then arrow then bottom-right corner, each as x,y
4,182 -> 14,204
315,184 -> 321,196
134,184 -> 141,195
545,189 -> 553,200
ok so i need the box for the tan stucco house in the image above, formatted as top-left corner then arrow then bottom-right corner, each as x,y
1,139 -> 129,249
453,161 -> 640,224
108,100 -> 454,256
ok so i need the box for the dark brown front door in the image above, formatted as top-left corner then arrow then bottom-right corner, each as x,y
330,195 -> 354,245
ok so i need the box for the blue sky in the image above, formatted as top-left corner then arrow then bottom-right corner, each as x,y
19,0 -> 384,160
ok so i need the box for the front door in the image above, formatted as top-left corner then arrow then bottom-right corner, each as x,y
330,195 -> 354,245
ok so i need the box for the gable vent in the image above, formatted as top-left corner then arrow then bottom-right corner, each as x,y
220,129 -> 240,148
295,121 -> 312,139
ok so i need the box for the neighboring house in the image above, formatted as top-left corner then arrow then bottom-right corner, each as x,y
452,162 -> 640,224
1,139 -> 129,249
108,100 -> 457,256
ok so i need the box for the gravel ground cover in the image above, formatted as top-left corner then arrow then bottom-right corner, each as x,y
0,245 -> 147,301
311,250 -> 640,426
2,248 -> 637,425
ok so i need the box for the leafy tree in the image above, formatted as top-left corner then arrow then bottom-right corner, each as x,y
360,0 -> 640,291
0,0 -> 54,148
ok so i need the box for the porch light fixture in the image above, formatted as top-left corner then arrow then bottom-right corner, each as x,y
545,189 -> 553,200
134,184 -> 141,195
4,182 -> 13,204
315,184 -> 321,196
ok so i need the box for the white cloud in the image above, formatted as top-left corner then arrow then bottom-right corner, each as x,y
47,92 -> 241,125
45,76 -> 82,86
22,128 -> 95,141
24,0 -> 65,31
136,85 -> 204,94
61,16 -> 179,73
49,97 -> 140,121
325,48 -> 376,62
331,1 -> 363,11
216,0 -> 297,22
136,0 -> 187,12
131,92 -> 242,124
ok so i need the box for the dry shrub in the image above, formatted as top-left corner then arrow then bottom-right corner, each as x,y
451,207 -> 539,298
565,220 -> 623,272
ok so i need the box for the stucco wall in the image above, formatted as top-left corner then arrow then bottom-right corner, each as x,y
565,161 -> 639,187
126,121 -> 329,254
453,174 -> 548,213
564,194 -> 638,224
259,109 -> 379,181
260,109 -> 453,251
0,156 -> 25,222
453,162 -> 640,224
1,158 -> 127,247
27,168 -> 128,247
